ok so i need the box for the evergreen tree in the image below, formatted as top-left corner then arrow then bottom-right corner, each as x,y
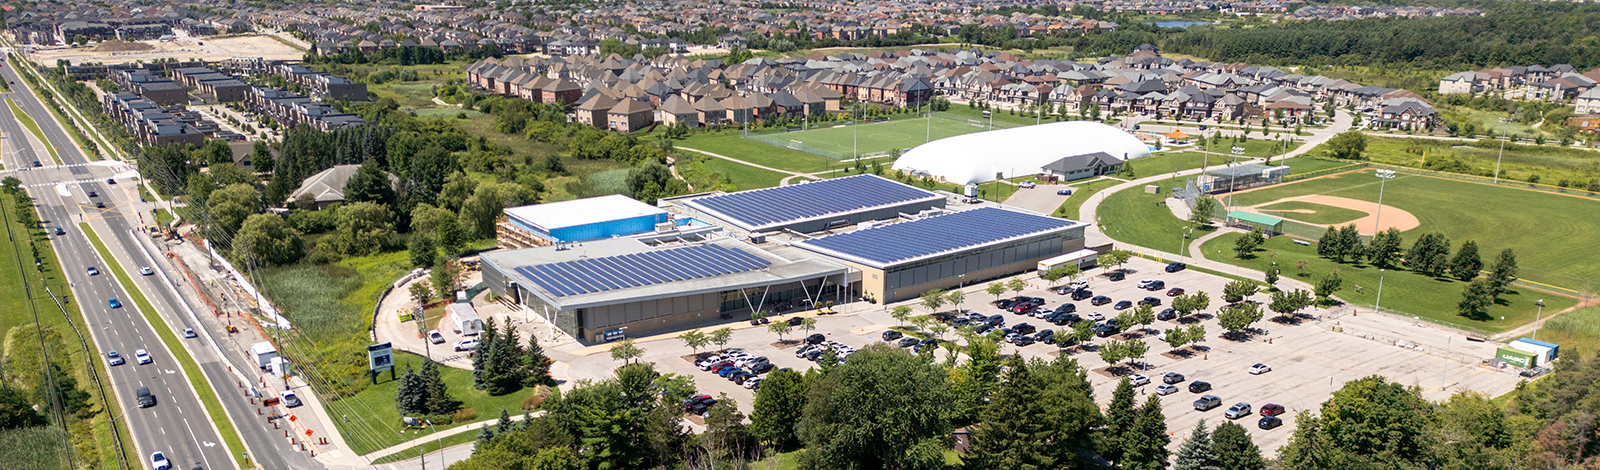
1450,240 -> 1482,281
497,408 -> 514,434
473,317 -> 500,390
969,357 -> 1054,470
1103,377 -> 1137,465
474,425 -> 496,454
395,364 -> 426,415
1173,419 -> 1220,470
420,360 -> 455,415
487,320 -> 523,395
523,334 -> 555,387
1211,421 -> 1264,470
1488,248 -> 1518,297
1126,394 -> 1170,470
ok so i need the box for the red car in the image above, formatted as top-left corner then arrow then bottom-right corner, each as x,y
1260,403 -> 1286,417
1166,288 -> 1185,297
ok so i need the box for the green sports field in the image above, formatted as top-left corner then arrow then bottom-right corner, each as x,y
749,115 -> 1020,160
1227,168 -> 1600,292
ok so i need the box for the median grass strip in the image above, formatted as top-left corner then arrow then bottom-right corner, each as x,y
80,224 -> 249,467
7,61 -> 103,161
8,98 -> 60,165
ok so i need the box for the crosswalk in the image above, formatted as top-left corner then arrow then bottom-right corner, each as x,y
26,176 -> 106,188
2,162 -> 95,174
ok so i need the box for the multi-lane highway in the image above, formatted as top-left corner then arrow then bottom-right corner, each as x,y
0,59 -> 321,470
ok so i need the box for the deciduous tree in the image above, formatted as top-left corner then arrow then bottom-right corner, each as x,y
1222,280 -> 1259,304
751,369 -> 806,449
1451,240 -> 1483,282
1488,248 -> 1518,297
797,345 -> 951,470
1457,278 -> 1495,320
1212,421 -> 1264,470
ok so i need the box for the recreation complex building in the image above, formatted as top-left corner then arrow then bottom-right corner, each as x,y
481,175 -> 1094,343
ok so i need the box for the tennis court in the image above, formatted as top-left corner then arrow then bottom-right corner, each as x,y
743,113 -> 1025,160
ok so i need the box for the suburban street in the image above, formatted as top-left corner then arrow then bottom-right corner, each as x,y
0,59 -> 323,470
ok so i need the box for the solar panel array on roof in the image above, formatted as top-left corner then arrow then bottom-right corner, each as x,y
798,207 -> 1077,265
687,175 -> 937,229
514,244 -> 771,297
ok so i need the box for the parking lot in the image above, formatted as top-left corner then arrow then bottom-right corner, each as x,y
560,256 -> 1524,453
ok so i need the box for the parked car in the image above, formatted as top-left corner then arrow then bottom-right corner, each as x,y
107,351 -> 125,366
1072,290 -> 1094,301
1260,403 -> 1286,417
1019,181 -> 1036,189
1146,280 -> 1166,291
1139,297 -> 1162,306
1249,363 -> 1273,375
1225,402 -> 1253,419
750,363 -> 775,374
1091,296 -> 1112,306
1194,395 -> 1223,411
882,330 -> 903,341
1054,304 -> 1077,314
1107,272 -> 1125,281
1128,374 -> 1150,386
1113,300 -> 1133,310
1259,415 -> 1284,430
135,349 -> 152,365
1163,372 -> 1186,384
1012,323 -> 1036,335
788,317 -> 804,326
454,339 -> 477,351
1137,279 -> 1158,289
896,337 -> 919,348
1068,280 -> 1090,291
282,390 -> 302,408
1166,288 -> 1185,297
1166,262 -> 1188,273
1095,324 -> 1121,337
717,366 -> 741,377
805,334 -> 826,344
1155,383 -> 1180,395
913,338 -> 939,353
1056,189 -> 1072,195
1189,381 -> 1212,393
985,315 -> 1005,326
1036,330 -> 1055,344
1157,308 -> 1177,321
1085,312 -> 1105,321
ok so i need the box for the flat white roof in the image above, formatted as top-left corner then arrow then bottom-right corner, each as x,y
504,194 -> 667,232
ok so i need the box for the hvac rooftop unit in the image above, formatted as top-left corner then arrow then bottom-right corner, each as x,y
964,183 -> 979,198
748,234 -> 767,244
655,222 -> 676,233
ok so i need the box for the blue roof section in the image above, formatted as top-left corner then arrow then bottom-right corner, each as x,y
796,207 -> 1080,266
514,244 -> 771,297
685,175 -> 941,230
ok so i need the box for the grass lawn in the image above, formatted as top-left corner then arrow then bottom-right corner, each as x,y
81,223 -> 249,466
1283,157 -> 1352,174
414,108 -> 482,119
1199,232 -> 1578,333
0,193 -> 134,469
327,351 -> 545,455
8,98 -> 61,165
1256,201 -> 1368,225
369,426 -> 479,464
1438,105 -> 1555,139
1222,169 -> 1600,291
1127,151 -> 1251,180
676,131 -> 839,174
456,116 -> 563,162
1055,178 -> 1124,220
699,157 -> 787,190
1098,186 -> 1217,255
765,114 -> 1005,158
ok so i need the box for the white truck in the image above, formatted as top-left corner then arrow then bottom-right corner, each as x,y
250,342 -> 278,370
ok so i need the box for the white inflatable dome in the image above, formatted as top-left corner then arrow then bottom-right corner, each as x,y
891,121 -> 1152,185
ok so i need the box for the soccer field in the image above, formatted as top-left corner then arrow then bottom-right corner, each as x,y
1228,168 -> 1600,292
753,115 -> 1017,160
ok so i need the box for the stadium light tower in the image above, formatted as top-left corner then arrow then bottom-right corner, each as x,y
1493,130 -> 1506,184
1372,169 -> 1396,235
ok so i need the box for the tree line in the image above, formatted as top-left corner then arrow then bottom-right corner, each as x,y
1315,224 -> 1517,320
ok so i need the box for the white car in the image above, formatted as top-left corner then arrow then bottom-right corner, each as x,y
135,348 -> 152,365
1248,363 -> 1272,375
140,266 -> 153,276
107,351 -> 125,366
1085,312 -> 1105,321
427,330 -> 445,344
151,451 -> 171,470
1019,180 -> 1036,188
743,378 -> 762,389
1128,374 -> 1150,386
454,339 -> 477,351
1068,280 -> 1090,290
1155,384 -> 1179,395
1032,309 -> 1053,319
1136,279 -> 1158,289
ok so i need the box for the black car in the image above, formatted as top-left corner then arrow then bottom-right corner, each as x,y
951,317 -> 972,327
805,333 -> 826,344
31,161 -> 40,167
96,201 -> 105,208
882,330 -> 903,341
996,299 -> 1019,310
1054,303 -> 1077,314
1095,324 -> 1120,337
1157,308 -> 1177,321
1166,262 -> 1188,273
54,227 -> 64,236
1113,300 -> 1133,310
896,337 -> 920,348
788,317 -> 804,326
750,363 -> 775,374
973,324 -> 995,335
913,338 -> 938,353
1146,280 -> 1166,291
1050,313 -> 1079,326
1259,415 -> 1284,430
1036,330 -> 1055,343
985,315 -> 1005,326
1013,335 -> 1035,346
1139,297 -> 1162,306
1189,381 -> 1212,393
1012,323 -> 1036,335
1163,372 -> 1186,384
88,191 -> 97,197
1107,272 -> 1126,281
1072,289 -> 1094,301
1091,295 -> 1112,306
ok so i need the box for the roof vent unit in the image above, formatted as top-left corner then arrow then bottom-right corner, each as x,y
655,222 -> 676,233
857,221 -> 875,231
749,234 -> 767,244
964,183 -> 979,197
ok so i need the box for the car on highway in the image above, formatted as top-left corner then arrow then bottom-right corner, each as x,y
1156,384 -> 1179,395
1194,395 -> 1222,411
1128,374 -> 1150,386
135,349 -> 151,365
106,178 -> 116,185
30,161 -> 39,167
87,266 -> 99,276
1259,415 -> 1284,430
108,298 -> 121,309
87,191 -> 97,198
427,330 -> 445,344
1225,402 -> 1253,419
454,339 -> 477,351
54,227 -> 64,236
282,390 -> 302,408
183,328 -> 196,338
96,201 -> 105,208
151,451 -> 171,470
1249,363 -> 1273,375
140,266 -> 153,275
107,350 -> 125,366
137,386 -> 155,408
1189,381 -> 1212,393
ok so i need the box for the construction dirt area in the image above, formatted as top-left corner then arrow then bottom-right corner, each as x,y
27,34 -> 304,65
